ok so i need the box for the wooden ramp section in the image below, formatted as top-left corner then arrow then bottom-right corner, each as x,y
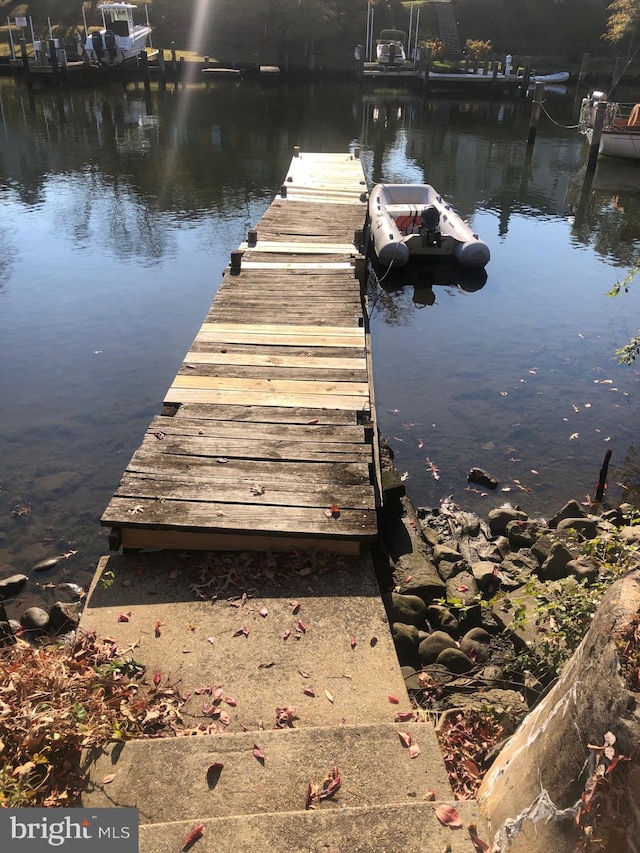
101,150 -> 378,555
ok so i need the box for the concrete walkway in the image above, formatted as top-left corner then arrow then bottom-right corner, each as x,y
79,550 -> 486,851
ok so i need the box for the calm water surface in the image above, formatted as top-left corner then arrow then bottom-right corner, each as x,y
1,77 -> 639,607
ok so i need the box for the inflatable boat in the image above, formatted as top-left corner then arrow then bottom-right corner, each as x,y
368,184 -> 490,268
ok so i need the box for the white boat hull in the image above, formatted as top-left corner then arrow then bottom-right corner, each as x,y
84,3 -> 151,66
368,184 -> 490,269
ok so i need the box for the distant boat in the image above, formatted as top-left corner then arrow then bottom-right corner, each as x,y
375,29 -> 408,66
83,3 -> 152,66
579,92 -> 640,160
530,71 -> 570,84
368,183 -> 490,269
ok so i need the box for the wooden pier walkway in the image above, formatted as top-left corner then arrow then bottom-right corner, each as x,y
102,149 -> 378,555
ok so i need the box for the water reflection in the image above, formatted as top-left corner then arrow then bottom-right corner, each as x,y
568,159 -> 640,266
1,79 -> 639,616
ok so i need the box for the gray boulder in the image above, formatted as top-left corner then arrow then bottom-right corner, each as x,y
0,573 -> 28,600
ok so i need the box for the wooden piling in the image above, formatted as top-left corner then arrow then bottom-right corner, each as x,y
586,100 -> 607,174
527,81 -> 545,146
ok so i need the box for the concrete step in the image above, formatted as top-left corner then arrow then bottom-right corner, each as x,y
79,551 -> 410,731
139,801 -> 487,852
81,723 -> 452,821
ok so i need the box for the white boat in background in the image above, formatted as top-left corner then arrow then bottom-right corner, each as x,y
375,29 -> 407,65
83,3 -> 152,66
579,92 -> 640,160
530,71 -> 570,84
368,184 -> 490,269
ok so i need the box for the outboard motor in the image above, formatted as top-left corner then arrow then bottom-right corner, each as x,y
91,31 -> 104,63
420,205 -> 441,248
104,30 -> 117,63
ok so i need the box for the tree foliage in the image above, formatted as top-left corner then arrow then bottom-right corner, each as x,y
603,0 -> 640,47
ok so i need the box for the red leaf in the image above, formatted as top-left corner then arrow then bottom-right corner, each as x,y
435,803 -> 463,827
468,824 -> 490,852
319,773 -> 341,799
394,711 -> 414,722
302,687 -> 316,697
153,670 -> 162,686
154,620 -> 162,637
423,790 -> 437,801
398,731 -> 412,748
305,781 -> 315,808
224,696 -> 237,707
350,637 -> 357,649
233,626 -> 250,638
299,669 -> 311,678
282,629 -> 291,640
258,606 -> 269,618
297,620 -> 307,634
330,504 -> 340,517
253,744 -> 265,762
388,694 -> 400,704
408,743 -> 421,759
181,823 -> 204,850
118,611 -> 132,623
457,585 -> 469,592
290,601 -> 301,614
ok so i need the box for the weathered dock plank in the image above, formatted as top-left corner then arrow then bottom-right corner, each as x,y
101,149 -> 376,553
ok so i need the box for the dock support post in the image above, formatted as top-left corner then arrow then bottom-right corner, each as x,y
230,250 -> 243,274
353,145 -> 360,159
519,64 -> 531,97
293,145 -> 300,157
527,81 -> 545,146
157,49 -> 166,91
586,100 -> 606,175
247,228 -> 257,246
49,39 -> 60,83
578,52 -> 590,85
19,38 -> 32,88
140,50 -> 151,92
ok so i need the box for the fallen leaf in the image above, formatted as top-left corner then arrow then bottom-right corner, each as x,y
253,744 -> 265,763
350,637 -> 357,649
435,803 -> 463,827
206,635 -> 215,645
325,689 -> 334,704
423,790 -> 436,801
302,687 -> 316,697
181,823 -> 204,850
297,620 -> 307,634
224,696 -> 237,707
388,694 -> 400,704
258,606 -> 269,618
408,743 -> 421,759
154,621 -> 162,637
233,627 -> 250,638
283,629 -> 291,640
153,670 -> 162,687
299,669 -> 311,678
394,711 -> 413,722
398,731 -> 412,748
468,823 -> 490,852
101,773 -> 116,785
290,601 -> 301,614
118,612 -> 132,623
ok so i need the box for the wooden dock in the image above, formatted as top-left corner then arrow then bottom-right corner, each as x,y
101,149 -> 379,555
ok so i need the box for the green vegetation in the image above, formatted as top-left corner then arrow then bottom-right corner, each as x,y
504,520 -> 640,684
